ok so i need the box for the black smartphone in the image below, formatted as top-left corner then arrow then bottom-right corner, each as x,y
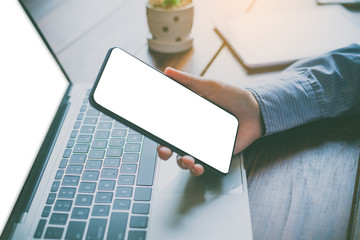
90,48 -> 238,174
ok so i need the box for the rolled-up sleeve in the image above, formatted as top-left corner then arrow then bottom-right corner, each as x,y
246,43 -> 360,135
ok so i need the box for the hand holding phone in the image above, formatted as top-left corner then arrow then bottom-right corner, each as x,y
158,67 -> 266,176
90,48 -> 239,174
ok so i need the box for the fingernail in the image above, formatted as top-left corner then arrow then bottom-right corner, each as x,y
181,161 -> 187,168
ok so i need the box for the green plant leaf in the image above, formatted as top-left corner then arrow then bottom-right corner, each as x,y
162,0 -> 180,7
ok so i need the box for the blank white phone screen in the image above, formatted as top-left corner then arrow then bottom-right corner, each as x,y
93,48 -> 238,174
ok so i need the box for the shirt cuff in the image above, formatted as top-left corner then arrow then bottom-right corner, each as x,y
246,71 -> 322,136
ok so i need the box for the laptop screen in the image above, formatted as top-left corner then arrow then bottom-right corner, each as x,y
0,0 -> 68,232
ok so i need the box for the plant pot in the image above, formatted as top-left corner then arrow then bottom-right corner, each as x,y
146,2 -> 194,53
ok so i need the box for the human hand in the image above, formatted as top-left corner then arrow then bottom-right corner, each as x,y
158,67 -> 264,176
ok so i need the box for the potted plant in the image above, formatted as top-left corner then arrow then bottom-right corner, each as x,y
147,0 -> 194,53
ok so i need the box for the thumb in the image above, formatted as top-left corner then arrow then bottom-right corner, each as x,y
164,67 -> 223,99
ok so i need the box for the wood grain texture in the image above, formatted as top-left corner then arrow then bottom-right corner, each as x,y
205,43 -> 360,240
348,154 -> 360,240
31,0 -> 222,85
245,116 -> 360,240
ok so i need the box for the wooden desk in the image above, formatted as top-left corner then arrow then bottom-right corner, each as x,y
24,0 -> 360,239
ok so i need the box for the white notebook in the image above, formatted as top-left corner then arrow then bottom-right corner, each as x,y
215,6 -> 360,68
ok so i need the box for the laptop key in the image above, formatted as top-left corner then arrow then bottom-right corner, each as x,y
127,134 -> 142,142
82,170 -> 100,181
114,121 -> 127,128
79,182 -> 97,193
123,153 -> 139,163
77,134 -> 92,143
70,130 -> 78,138
46,193 -> 56,204
75,194 -> 93,206
115,186 -> 133,198
130,216 -> 148,228
86,109 -> 100,117
128,128 -> 139,133
70,154 -> 86,163
118,175 -> 135,185
128,231 -> 146,240
97,122 -> 112,130
88,150 -> 105,159
112,129 -> 127,137
67,139 -> 75,148
49,213 -> 68,225
83,117 -> 98,125
71,207 -> 90,219
77,112 -> 84,120
42,206 -> 51,217
100,114 -> 113,121
85,160 -> 102,170
98,180 -> 116,191
125,143 -> 141,152
73,121 -> 81,129
134,188 -> 152,201
92,205 -> 110,216
113,199 -> 130,210
54,200 -> 72,212
58,187 -> 76,199
92,140 -> 108,149
104,158 -> 120,167
137,137 -> 157,186
73,144 -> 90,153
63,149 -> 71,158
86,218 -> 107,240
109,138 -> 125,147
59,159 -> 68,168
106,148 -> 123,157
107,212 -> 128,240
101,168 -> 118,179
66,164 -> 83,175
80,105 -> 87,112
55,170 -> 64,180
132,203 -> 150,214
95,192 -> 113,203
44,227 -> 64,239
95,130 -> 110,139
80,126 -> 95,134
120,164 -> 137,174
62,175 -> 80,186
65,221 -> 86,240
34,219 -> 46,238
51,181 -> 60,192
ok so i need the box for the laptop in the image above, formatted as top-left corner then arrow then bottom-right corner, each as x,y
0,1 -> 253,239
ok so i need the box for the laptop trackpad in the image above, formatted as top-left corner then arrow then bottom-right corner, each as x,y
148,155 -> 252,240
155,154 -> 244,196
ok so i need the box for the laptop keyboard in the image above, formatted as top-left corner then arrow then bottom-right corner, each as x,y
34,91 -> 157,240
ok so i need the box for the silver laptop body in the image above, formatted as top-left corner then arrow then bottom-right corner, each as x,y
0,1 -> 253,239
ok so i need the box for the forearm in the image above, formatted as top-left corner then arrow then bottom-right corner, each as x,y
247,43 -> 360,135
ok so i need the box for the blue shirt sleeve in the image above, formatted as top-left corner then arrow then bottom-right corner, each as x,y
246,43 -> 360,135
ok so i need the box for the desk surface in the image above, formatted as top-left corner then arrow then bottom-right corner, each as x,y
23,0 -> 360,239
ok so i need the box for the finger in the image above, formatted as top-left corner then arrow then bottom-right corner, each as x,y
190,163 -> 205,176
157,145 -> 173,160
164,67 -> 222,100
176,157 -> 187,169
176,155 -> 195,169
